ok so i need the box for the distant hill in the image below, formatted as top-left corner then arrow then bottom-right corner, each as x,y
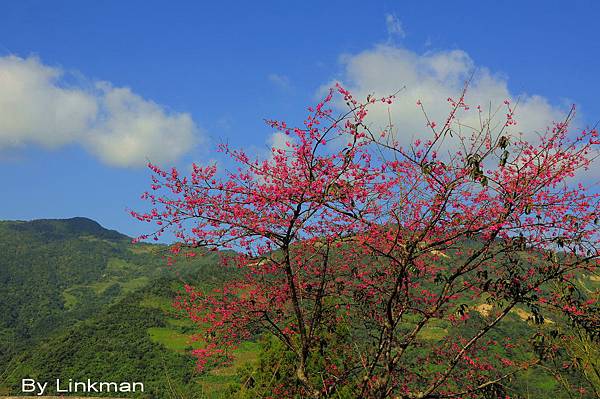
5,217 -> 128,241
0,217 -> 248,398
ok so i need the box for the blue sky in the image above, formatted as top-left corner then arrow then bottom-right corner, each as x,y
1,1 -> 599,237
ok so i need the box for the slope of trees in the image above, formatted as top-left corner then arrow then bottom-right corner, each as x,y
0,217 -> 231,397
2,279 -> 199,398
0,218 -> 137,370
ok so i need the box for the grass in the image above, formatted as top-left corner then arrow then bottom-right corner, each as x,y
128,244 -> 160,254
140,294 -> 175,312
208,341 -> 260,377
167,317 -> 196,329
120,276 -> 150,292
87,279 -> 119,294
147,321 -> 260,397
417,326 -> 448,341
79,235 -> 120,247
61,290 -> 78,309
107,257 -> 142,274
197,341 -> 261,396
62,273 -> 151,310
148,327 -> 202,352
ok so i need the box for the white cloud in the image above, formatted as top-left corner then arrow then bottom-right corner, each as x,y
326,45 -> 569,149
268,73 -> 292,91
0,55 -> 200,167
385,14 -> 406,40
85,84 -> 198,167
0,56 -> 97,148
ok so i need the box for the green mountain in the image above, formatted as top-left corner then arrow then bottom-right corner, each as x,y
0,217 -> 252,397
0,217 -> 159,366
0,218 -> 597,398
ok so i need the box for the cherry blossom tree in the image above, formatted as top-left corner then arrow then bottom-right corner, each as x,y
133,84 -> 599,398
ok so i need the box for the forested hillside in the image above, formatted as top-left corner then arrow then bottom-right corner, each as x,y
0,218 -> 247,397
0,218 -> 597,398
0,217 -> 161,368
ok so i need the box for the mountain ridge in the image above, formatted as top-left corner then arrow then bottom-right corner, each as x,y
1,217 -> 129,241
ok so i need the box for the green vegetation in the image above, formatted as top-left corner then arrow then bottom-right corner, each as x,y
0,217 -> 245,397
0,218 -> 597,398
2,281 -> 196,398
148,327 -> 200,352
